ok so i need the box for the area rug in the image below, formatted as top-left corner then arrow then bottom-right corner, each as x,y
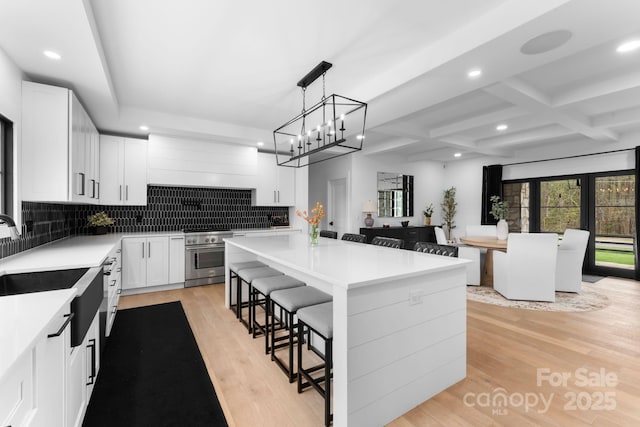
83,301 -> 228,427
467,284 -> 610,312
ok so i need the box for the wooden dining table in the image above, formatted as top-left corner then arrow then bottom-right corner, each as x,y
459,236 -> 508,286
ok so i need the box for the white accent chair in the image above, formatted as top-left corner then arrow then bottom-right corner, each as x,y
435,226 -> 480,286
555,229 -> 590,292
493,233 -> 558,302
458,225 -> 497,286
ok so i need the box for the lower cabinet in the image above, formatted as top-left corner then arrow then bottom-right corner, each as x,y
0,302 -> 96,427
122,235 -> 185,291
67,312 -> 100,427
122,236 -> 169,290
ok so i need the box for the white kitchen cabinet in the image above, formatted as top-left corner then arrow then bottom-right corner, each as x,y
252,152 -> 295,206
169,235 -> 185,284
5,302 -> 72,427
122,236 -> 169,289
99,135 -> 148,205
67,311 -> 99,427
21,81 -> 100,204
105,243 -> 122,337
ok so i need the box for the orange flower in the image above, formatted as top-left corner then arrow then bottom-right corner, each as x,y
296,201 -> 325,226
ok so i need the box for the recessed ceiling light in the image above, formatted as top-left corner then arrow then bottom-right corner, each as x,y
617,39 -> 640,53
454,152 -> 462,158
43,50 -> 61,60
257,141 -> 264,147
496,124 -> 508,131
139,125 -> 149,131
520,30 -> 572,55
467,68 -> 482,78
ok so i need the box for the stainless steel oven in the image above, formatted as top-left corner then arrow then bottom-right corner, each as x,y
184,229 -> 233,287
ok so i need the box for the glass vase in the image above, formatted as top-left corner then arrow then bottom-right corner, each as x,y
309,224 -> 319,245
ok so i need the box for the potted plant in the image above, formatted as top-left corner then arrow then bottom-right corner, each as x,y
87,211 -> 115,235
423,203 -> 434,225
441,187 -> 457,241
296,201 -> 325,245
490,195 -> 509,240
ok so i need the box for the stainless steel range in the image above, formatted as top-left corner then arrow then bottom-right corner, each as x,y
184,228 -> 233,288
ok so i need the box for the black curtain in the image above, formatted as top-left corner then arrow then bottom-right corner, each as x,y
635,147 -> 640,280
481,164 -> 503,225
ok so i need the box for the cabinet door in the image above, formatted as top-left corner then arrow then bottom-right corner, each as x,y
85,313 -> 100,400
21,81 -> 70,202
70,94 -> 88,203
99,135 -> 125,205
146,236 -> 169,287
276,165 -> 295,205
122,237 -> 147,289
254,153 -> 278,205
169,235 -> 185,284
67,345 -> 87,427
123,138 -> 148,205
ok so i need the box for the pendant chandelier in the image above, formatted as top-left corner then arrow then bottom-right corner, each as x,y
273,61 -> 367,167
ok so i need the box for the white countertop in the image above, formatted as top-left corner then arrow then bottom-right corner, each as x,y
225,234 -> 469,290
0,231 -> 184,275
0,288 -> 76,381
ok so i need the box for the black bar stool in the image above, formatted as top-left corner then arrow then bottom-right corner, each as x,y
371,236 -> 404,248
237,266 -> 282,332
229,260 -> 266,318
251,275 -> 305,354
269,286 -> 332,382
297,301 -> 333,427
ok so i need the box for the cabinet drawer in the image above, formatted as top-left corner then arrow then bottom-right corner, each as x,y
0,349 -> 34,427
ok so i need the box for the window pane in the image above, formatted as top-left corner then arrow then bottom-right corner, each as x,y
503,182 -> 529,232
595,175 -> 635,270
540,179 -> 581,233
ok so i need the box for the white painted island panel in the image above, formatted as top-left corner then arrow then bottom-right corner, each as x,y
224,234 -> 469,427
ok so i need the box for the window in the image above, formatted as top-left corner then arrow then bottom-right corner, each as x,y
0,115 -> 14,217
503,170 -> 637,279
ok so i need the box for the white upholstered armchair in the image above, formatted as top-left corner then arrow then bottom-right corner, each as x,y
555,229 -> 590,292
493,233 -> 558,302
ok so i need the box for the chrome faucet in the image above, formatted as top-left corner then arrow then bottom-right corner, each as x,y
0,214 -> 20,240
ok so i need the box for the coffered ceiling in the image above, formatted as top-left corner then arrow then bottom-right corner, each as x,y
1,0 -> 640,163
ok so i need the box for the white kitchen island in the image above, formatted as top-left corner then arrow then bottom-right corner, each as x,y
225,234 -> 469,427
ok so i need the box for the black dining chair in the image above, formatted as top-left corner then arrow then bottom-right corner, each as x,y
341,233 -> 367,243
371,236 -> 404,249
319,230 -> 338,239
414,241 -> 458,257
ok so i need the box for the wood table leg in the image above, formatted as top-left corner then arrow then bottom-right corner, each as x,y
481,249 -> 494,287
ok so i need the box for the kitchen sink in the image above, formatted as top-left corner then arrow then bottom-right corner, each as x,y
0,267 -> 104,347
0,268 -> 89,296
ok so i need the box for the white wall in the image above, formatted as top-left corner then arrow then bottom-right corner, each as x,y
309,151 -> 444,234
0,47 -> 24,232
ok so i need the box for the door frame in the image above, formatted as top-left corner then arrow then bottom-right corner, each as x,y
327,176 -> 350,237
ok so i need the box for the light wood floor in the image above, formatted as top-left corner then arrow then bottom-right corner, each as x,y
118,277 -> 640,426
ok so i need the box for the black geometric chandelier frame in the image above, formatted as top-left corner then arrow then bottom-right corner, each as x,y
273,61 -> 367,168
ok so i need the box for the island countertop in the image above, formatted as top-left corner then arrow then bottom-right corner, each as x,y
225,233 -> 469,290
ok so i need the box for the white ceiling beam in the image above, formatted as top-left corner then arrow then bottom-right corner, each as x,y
429,106 -> 528,138
478,125 -> 575,148
553,71 -> 640,107
363,138 -> 419,155
437,136 -> 511,157
484,79 -> 619,142
592,106 -> 640,128
371,121 -> 428,140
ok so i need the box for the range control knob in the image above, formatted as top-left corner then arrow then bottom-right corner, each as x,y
204,238 -> 210,243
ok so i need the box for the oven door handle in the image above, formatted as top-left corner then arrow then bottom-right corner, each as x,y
194,253 -> 198,269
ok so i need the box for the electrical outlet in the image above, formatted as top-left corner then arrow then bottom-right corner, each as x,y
409,289 -> 424,305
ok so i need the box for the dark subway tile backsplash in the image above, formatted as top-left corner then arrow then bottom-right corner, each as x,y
0,186 -> 289,259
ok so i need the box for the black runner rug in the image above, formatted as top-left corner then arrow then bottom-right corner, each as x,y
83,301 -> 228,426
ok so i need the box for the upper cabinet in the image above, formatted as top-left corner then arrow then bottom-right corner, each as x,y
22,81 -> 100,204
99,135 -> 148,205
252,152 -> 295,206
